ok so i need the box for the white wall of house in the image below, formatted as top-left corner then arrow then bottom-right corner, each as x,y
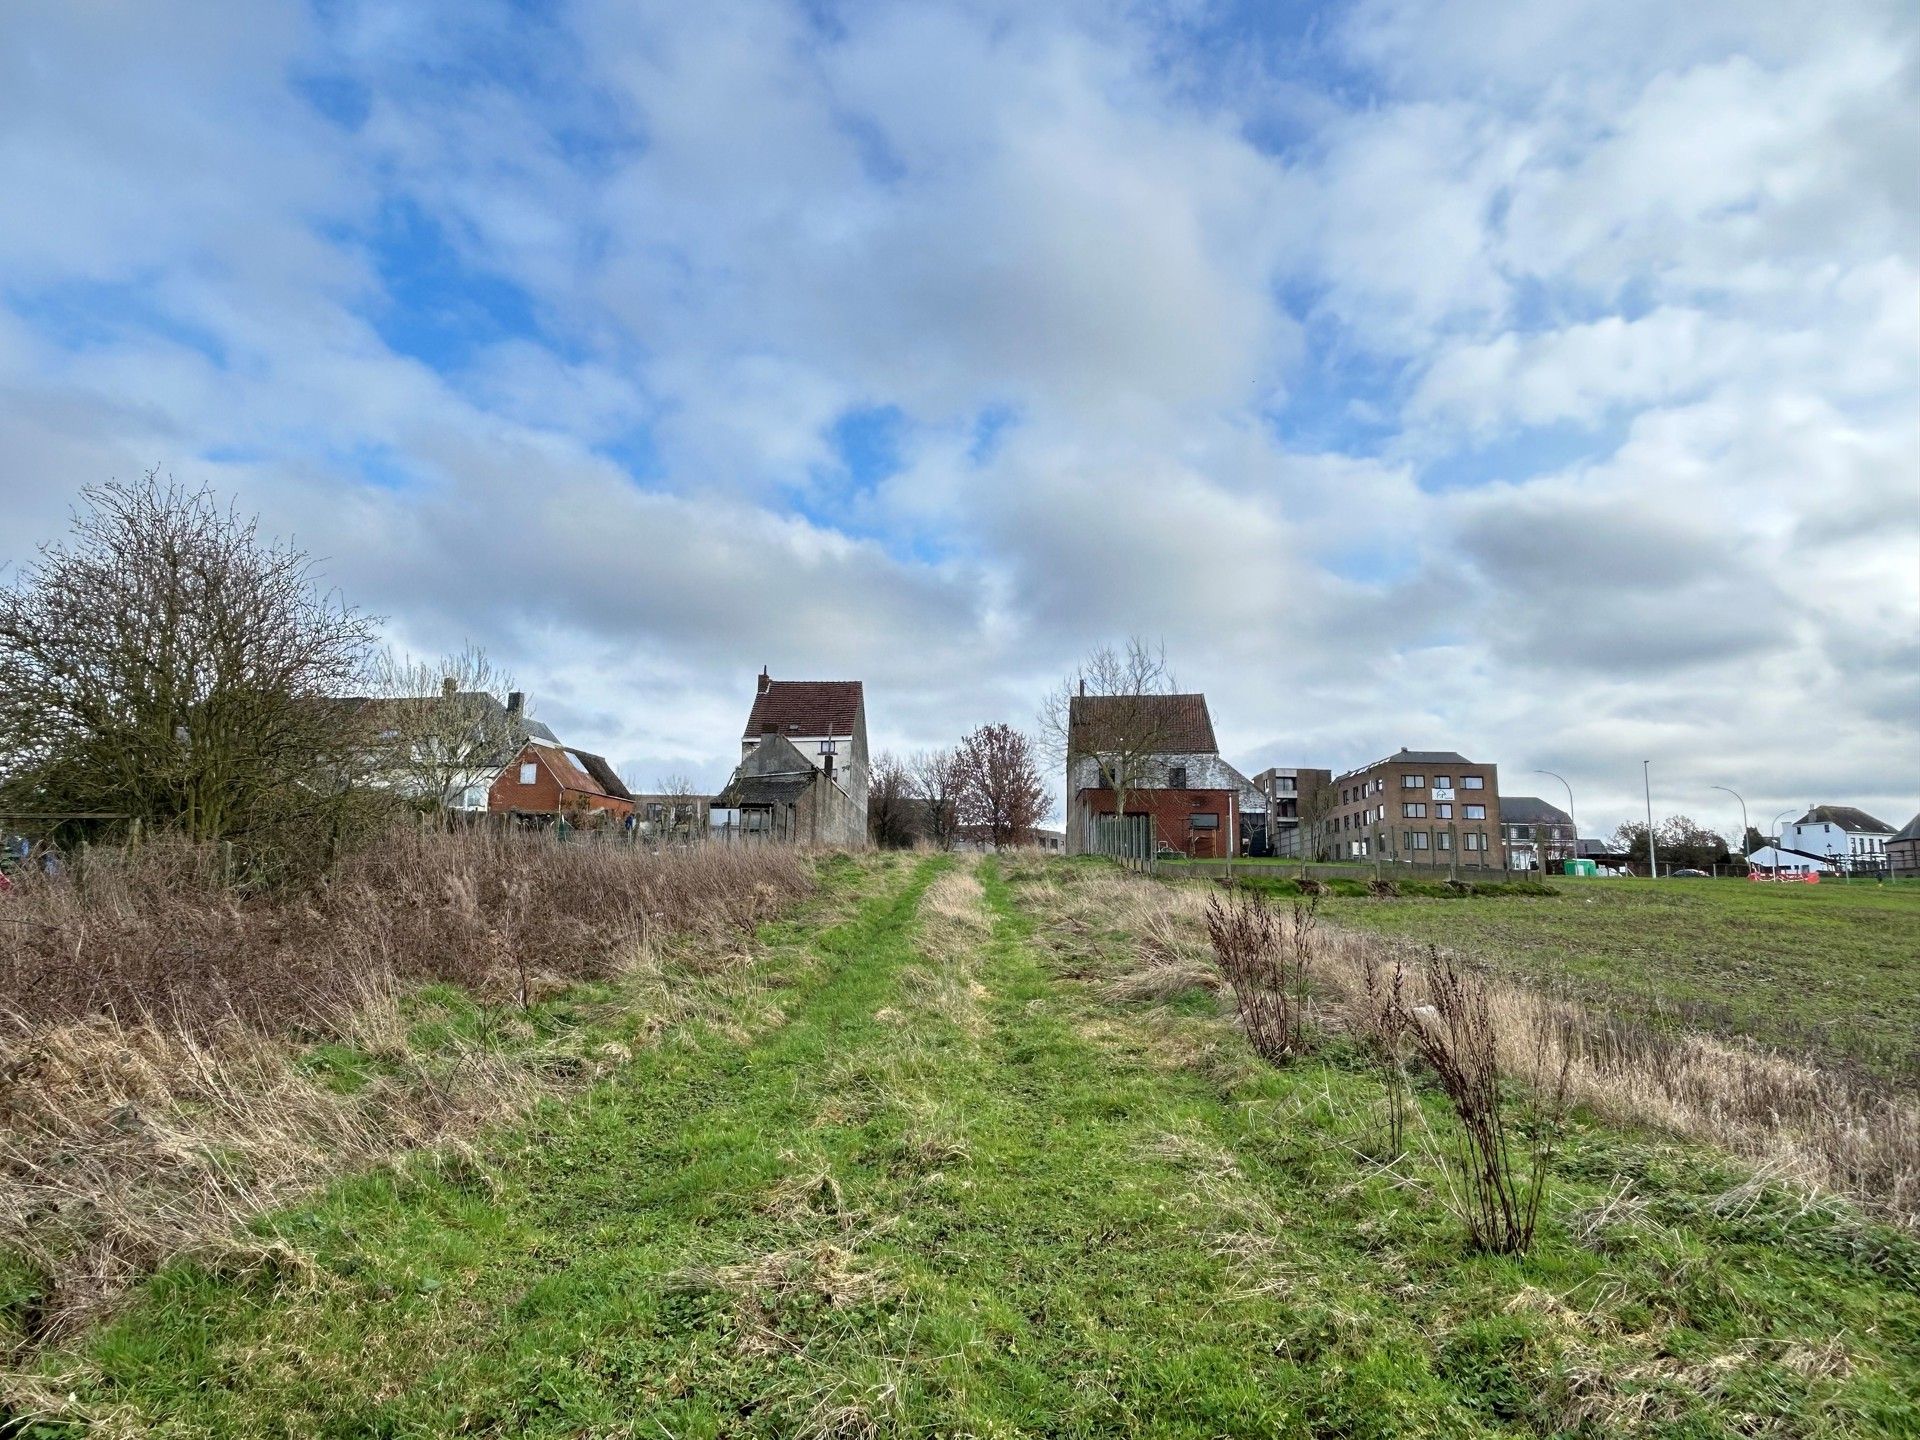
1068,752 -> 1260,806
1746,845 -> 1835,875
1781,819 -> 1892,863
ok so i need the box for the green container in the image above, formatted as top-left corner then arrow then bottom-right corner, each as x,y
1563,858 -> 1597,877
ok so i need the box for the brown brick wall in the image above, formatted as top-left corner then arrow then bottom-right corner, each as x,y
1319,756 -> 1504,866
1076,787 -> 1239,858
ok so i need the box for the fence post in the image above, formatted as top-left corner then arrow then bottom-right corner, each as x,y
218,839 -> 234,889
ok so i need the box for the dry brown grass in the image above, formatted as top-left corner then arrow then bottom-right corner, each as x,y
0,830 -> 816,1354
1004,859 -> 1920,1228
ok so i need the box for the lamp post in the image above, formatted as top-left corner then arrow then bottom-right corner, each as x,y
1710,786 -> 1748,873
1643,760 -> 1659,878
1533,768 -> 1576,869
1766,808 -> 1793,876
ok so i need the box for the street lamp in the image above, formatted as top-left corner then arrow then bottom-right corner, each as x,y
1533,768 -> 1576,868
1710,785 -> 1748,869
1643,760 -> 1659,878
1767,808 -> 1793,871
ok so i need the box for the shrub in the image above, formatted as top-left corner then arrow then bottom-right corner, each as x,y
1388,948 -> 1570,1255
1203,892 -> 1315,1064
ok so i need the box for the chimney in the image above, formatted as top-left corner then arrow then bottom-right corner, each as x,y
1079,678 -> 1086,696
442,676 -> 457,697
507,691 -> 524,716
758,666 -> 771,695
823,752 -> 835,780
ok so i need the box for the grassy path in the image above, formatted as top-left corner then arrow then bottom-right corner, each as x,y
16,854 -> 1920,1437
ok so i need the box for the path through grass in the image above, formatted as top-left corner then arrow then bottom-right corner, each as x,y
12,854 -> 1919,1437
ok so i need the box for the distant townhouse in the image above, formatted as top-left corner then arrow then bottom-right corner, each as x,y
1781,806 -> 1896,873
1065,692 -> 1265,858
1320,748 -> 1504,868
715,670 -> 868,846
1499,796 -> 1577,872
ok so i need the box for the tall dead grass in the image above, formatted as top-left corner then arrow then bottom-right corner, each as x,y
0,830 -> 814,1354
1004,861 -> 1920,1229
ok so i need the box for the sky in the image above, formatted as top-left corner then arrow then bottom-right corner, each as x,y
1,0 -> 1916,839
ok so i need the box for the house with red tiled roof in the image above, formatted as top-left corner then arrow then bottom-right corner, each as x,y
488,740 -> 634,825
716,670 -> 869,847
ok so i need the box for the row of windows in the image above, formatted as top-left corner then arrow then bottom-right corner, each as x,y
1338,772 -> 1485,804
1348,831 -> 1491,856
1402,802 -> 1486,820
1334,803 -> 1483,830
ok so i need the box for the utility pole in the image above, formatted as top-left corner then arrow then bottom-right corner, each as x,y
1643,760 -> 1659,879
1710,785 -> 1748,873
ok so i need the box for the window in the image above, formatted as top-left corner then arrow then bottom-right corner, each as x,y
1464,832 -> 1486,852
1436,802 -> 1453,819
1402,802 -> 1426,818
1437,831 -> 1452,850
1189,813 -> 1219,829
1434,775 -> 1452,789
518,762 -> 537,785
1464,804 -> 1486,820
1402,774 -> 1424,788
1408,831 -> 1430,850
1512,823 -> 1532,839
1461,775 -> 1484,790
1169,765 -> 1188,789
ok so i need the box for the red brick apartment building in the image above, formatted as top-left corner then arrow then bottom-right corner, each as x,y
1320,748 -> 1504,867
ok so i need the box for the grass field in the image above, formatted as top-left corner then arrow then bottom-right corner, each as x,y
8,853 -> 1917,1437
1251,876 -> 1920,1079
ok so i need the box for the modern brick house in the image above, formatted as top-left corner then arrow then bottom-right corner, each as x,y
715,671 -> 869,847
488,740 -> 635,823
1319,748 -> 1504,868
1065,692 -> 1264,858
1252,766 -> 1334,858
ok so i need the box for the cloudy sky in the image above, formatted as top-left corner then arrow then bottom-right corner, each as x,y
2,0 -> 1915,836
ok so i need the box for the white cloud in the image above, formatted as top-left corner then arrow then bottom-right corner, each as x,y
0,0 -> 1915,832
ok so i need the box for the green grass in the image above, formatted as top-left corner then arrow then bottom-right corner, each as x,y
9,854 -> 1919,1437
1267,875 -> 1920,1077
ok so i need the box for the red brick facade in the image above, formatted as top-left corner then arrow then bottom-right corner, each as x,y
1077,787 -> 1238,858
488,744 -> 634,822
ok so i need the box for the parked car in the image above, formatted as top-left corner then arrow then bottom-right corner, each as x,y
1670,868 -> 1710,878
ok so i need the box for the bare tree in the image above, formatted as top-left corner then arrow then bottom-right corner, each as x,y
1294,776 -> 1336,871
954,723 -> 1052,850
865,751 -> 918,849
651,772 -> 702,841
0,472 -> 383,863
367,644 -> 526,819
909,746 -> 963,851
1038,636 -> 1180,847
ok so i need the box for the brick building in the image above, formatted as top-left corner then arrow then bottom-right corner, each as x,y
488,740 -> 635,823
1252,766 -> 1334,858
1319,748 -> 1504,868
1065,692 -> 1264,858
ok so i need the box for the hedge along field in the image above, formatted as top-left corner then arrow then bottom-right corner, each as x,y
1290,876 -> 1920,1080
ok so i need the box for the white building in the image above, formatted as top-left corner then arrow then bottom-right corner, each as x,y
1780,806 -> 1895,871
1744,844 -> 1836,877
